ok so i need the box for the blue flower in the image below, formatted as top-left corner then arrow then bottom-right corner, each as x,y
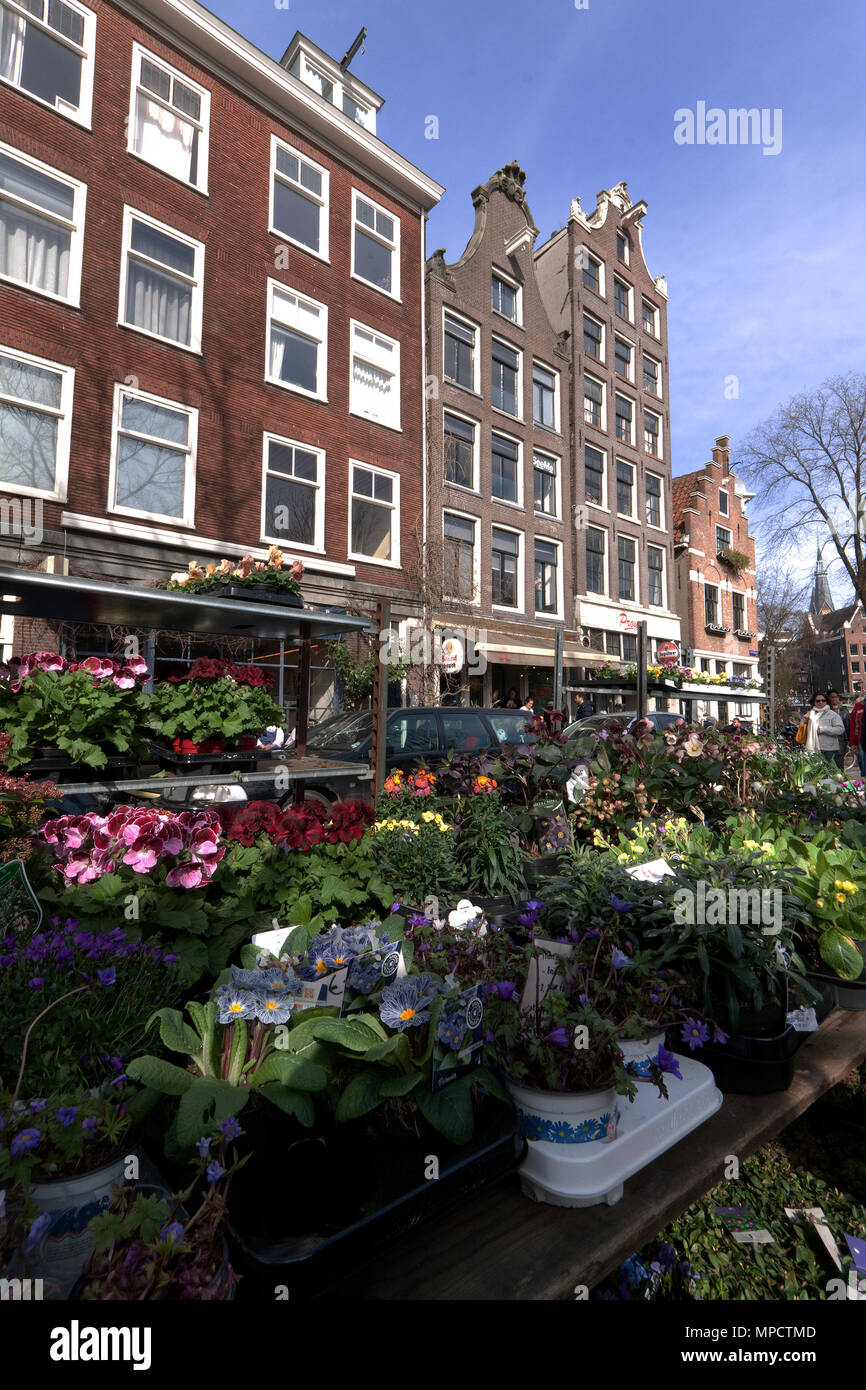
252,993 -> 295,1025
621,1255 -> 649,1289
28,977 -> 44,991
57,1106 -> 79,1127
548,1026 -> 569,1047
160,1221 -> 185,1243
379,976 -> 439,1032
496,981 -> 516,1001
97,967 -> 116,987
713,1026 -> 729,1045
206,1161 -> 224,1184
24,1213 -> 51,1249
29,1099 -> 46,1115
219,1117 -> 243,1142
196,1136 -> 211,1159
10,1127 -> 41,1156
214,985 -> 257,1024
579,992 -> 589,1006
611,947 -> 632,970
81,1115 -> 100,1133
611,894 -> 632,913
681,1018 -> 710,1051
656,1044 -> 682,1080
347,958 -> 381,995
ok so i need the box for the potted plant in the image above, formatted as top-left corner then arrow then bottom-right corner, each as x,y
144,658 -> 286,754
0,651 -> 150,772
166,547 -> 304,606
0,732 -> 59,874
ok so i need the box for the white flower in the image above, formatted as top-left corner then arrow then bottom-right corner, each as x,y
448,899 -> 485,931
169,572 -> 189,585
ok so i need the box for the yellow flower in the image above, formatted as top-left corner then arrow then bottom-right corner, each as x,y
816,898 -> 824,909
760,843 -> 773,854
743,839 -> 759,851
835,893 -> 846,904
421,810 -> 435,822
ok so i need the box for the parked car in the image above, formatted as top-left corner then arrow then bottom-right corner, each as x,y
284,706 -> 538,804
564,710 -> 685,737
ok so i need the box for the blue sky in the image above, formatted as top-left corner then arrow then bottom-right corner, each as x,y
212,0 -> 866,597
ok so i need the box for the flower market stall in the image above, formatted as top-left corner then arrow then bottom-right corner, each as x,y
2,564 -> 866,1306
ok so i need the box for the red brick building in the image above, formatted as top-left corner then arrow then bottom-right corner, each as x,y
535,183 -> 681,679
671,435 -> 760,724
805,555 -> 866,698
424,161 -> 576,707
0,3 -> 442,699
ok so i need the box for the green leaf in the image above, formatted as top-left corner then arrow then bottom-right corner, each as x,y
146,1007 -> 202,1058
308,1016 -> 384,1052
126,1055 -> 195,1096
819,928 -> 864,981
251,1052 -> 328,1091
335,1068 -> 385,1121
415,1076 -> 475,1144
379,1072 -> 421,1098
365,1033 -> 412,1067
258,1084 -> 315,1126
175,1078 -> 249,1148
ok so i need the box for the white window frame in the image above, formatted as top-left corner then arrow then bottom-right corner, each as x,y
615,393 -> 635,447
491,334 -> 522,420
491,427 -> 523,510
647,543 -> 666,608
583,310 -> 605,364
108,382 -> 197,527
585,524 -> 608,596
643,351 -> 662,397
348,459 -> 400,568
0,0 -> 96,127
268,136 -> 329,263
532,357 -> 560,431
442,406 -> 480,494
644,407 -> 662,458
645,470 -> 665,530
731,589 -> 746,632
0,343 -> 74,501
442,507 -> 480,606
617,533 -> 639,605
532,448 -> 561,520
584,442 -> 608,511
260,432 -> 325,554
266,278 -> 328,402
615,457 -> 635,518
583,371 -> 606,431
534,535 -> 563,620
491,266 -> 522,327
642,297 -> 659,336
614,334 -> 635,384
719,488 -> 729,516
127,43 -> 210,195
613,275 -> 633,323
442,306 -> 480,393
349,318 -> 401,431
580,247 -> 605,298
351,188 -> 400,301
118,206 -> 204,353
0,139 -> 86,307
491,522 -> 524,613
716,524 -> 733,552
616,230 -> 630,266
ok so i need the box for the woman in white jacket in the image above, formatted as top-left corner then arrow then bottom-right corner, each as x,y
804,692 -> 846,763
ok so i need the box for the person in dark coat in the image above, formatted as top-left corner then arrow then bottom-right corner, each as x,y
576,696 -> 595,720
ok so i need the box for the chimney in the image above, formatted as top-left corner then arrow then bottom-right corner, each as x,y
712,435 -> 730,471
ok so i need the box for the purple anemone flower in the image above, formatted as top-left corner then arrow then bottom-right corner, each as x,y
611,947 -> 632,970
611,894 -> 632,913
548,1026 -> 570,1047
656,1044 -> 682,1080
680,1018 -> 710,1051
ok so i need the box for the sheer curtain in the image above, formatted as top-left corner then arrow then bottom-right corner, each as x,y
0,204 -> 69,296
134,96 -> 194,182
126,261 -> 191,343
0,8 -> 25,86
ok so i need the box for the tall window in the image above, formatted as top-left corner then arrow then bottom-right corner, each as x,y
642,298 -> 658,335
618,536 -> 636,601
719,489 -> 729,515
262,435 -> 323,550
613,276 -> 631,320
533,451 -> 557,515
443,513 -> 476,600
443,311 -> 476,390
129,46 -> 209,191
643,354 -> 660,395
647,545 -> 664,606
616,231 -> 629,264
0,345 -> 73,499
616,459 -> 634,516
352,190 -> 399,297
0,143 -> 85,303
581,251 -> 601,293
615,394 -> 633,445
705,584 -> 720,626
606,632 -> 621,657
716,525 -> 732,552
585,444 -> 605,505
492,527 -> 519,607
120,209 -> 204,350
270,139 -> 328,257
646,472 -> 662,526
443,412 -> 476,489
491,432 -> 519,504
532,361 -> 557,428
644,410 -> 660,456
732,592 -> 745,630
584,374 -> 604,428
267,282 -> 327,399
535,539 -> 558,614
350,321 -> 400,430
349,461 -> 398,563
491,338 -> 519,415
586,526 -> 606,594
614,337 -> 633,381
491,271 -> 520,323
622,632 -> 637,662
583,313 -> 603,360
0,0 -> 95,123
110,385 -> 196,525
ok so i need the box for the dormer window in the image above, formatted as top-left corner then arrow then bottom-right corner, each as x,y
343,91 -> 372,129
286,39 -> 379,135
300,58 -> 333,103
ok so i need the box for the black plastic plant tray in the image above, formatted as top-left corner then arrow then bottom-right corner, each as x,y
19,751 -> 141,782
699,1025 -> 808,1095
148,742 -> 259,768
805,965 -> 866,1013
228,1103 -> 523,1301
220,583 -> 303,607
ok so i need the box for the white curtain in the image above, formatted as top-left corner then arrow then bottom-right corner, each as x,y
352,359 -> 392,420
0,8 -> 24,87
126,262 -> 191,344
0,204 -> 69,296
134,96 -> 194,183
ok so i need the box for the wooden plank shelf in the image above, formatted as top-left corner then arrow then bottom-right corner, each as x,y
325,1011 -> 866,1301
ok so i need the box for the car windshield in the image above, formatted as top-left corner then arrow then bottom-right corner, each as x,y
307,710 -> 372,751
489,711 -> 536,744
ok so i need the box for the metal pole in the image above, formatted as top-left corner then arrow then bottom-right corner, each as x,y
277,638 -> 285,707
292,622 -> 311,805
637,620 -> 648,719
769,646 -> 776,738
144,630 -> 156,694
552,626 -> 564,714
370,599 -> 390,799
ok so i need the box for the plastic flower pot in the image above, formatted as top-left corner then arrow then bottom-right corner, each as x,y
522,853 -> 564,890
805,948 -> 866,1012
171,736 -> 226,754
698,1026 -> 807,1095
617,1030 -> 667,1079
29,1151 -> 132,1298
237,735 -> 259,750
504,1077 -> 620,1207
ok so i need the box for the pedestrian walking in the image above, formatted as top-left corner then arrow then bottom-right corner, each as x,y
804,692 -> 846,765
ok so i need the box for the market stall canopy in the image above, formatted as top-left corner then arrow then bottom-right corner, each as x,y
0,567 -> 376,641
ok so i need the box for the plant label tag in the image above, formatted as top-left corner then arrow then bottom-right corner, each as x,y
293,966 -> 349,1013
624,858 -> 675,883
520,939 -> 572,1013
0,859 -> 43,935
784,1207 -> 842,1270
716,1205 -> 775,1244
786,1006 -> 819,1033
252,924 -> 293,957
846,1234 -> 866,1276
431,984 -> 484,1093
